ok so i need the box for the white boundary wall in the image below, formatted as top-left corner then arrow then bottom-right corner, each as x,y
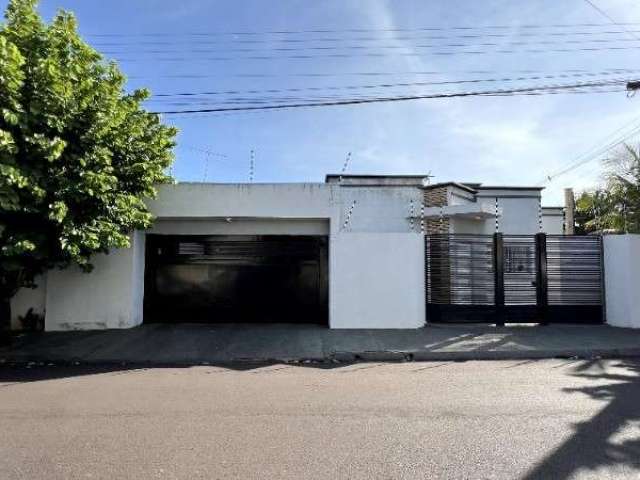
18,183 -> 428,331
44,232 -> 145,331
330,233 -> 425,329
603,234 -> 640,329
12,182 -> 553,331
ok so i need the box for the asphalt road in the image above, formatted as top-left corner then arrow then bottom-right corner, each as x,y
1,359 -> 639,480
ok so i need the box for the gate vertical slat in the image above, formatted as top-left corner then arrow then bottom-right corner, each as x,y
535,233 -> 548,325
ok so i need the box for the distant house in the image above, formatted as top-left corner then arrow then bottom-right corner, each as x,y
12,174 -> 571,332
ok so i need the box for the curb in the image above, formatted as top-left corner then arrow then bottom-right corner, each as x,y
3,349 -> 640,367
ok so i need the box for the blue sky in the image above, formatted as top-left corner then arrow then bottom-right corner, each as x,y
4,0 -> 640,205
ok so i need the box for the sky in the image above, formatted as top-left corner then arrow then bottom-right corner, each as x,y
4,0 -> 640,205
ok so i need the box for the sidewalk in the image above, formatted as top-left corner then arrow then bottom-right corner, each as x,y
2,323 -> 640,365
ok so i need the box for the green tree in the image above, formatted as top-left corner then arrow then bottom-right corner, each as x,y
575,144 -> 640,234
0,0 -> 177,334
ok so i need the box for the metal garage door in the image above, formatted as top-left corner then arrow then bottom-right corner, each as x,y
144,235 -> 328,324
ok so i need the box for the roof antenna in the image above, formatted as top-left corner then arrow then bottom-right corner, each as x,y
339,152 -> 352,183
249,149 -> 255,183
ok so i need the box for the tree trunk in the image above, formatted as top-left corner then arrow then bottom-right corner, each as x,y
0,271 -> 19,346
0,295 -> 11,346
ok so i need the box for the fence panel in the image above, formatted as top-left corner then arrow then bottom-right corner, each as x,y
546,235 -> 603,323
426,233 -> 604,324
426,234 -> 496,323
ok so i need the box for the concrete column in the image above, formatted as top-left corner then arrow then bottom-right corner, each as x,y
564,188 -> 575,235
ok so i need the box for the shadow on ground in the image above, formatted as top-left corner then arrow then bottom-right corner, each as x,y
2,357 -> 640,478
0,361 -> 346,385
523,359 -> 640,479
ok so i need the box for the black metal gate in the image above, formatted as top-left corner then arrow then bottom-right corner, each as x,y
426,233 -> 604,324
144,235 -> 329,324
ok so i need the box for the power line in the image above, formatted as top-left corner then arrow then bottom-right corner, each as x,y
542,116 -> 640,183
151,78 -> 633,114
583,0 -> 640,41
158,87 -> 624,120
98,37 -> 640,56
543,115 -> 640,181
151,83 -> 626,108
111,44 -> 640,62
160,87 -> 626,119
147,70 -> 640,100
84,22 -> 640,37
128,67 -> 639,80
92,30 -> 640,47
547,124 -> 640,181
152,85 -> 625,108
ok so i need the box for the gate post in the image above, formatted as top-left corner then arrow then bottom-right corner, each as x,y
535,233 -> 549,325
493,233 -> 505,326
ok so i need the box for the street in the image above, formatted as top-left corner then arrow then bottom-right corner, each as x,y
1,359 -> 639,480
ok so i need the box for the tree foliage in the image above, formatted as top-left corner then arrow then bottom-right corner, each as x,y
575,144 -> 640,234
0,0 -> 177,316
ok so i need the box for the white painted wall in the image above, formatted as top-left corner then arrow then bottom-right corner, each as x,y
338,186 -> 422,233
33,183 -> 428,330
476,194 -> 541,234
44,232 -> 145,331
603,234 -> 640,329
148,183 -> 422,235
11,182 -> 575,332
542,212 -> 564,235
329,233 -> 425,328
149,218 -> 330,236
149,182 -> 337,219
10,275 -> 46,330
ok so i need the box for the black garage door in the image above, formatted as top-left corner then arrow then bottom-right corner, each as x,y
144,235 -> 328,324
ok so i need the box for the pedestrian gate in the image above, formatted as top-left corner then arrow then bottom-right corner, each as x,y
425,234 -> 604,324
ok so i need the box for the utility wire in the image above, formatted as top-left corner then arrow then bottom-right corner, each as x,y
152,85 -> 625,108
147,70 -> 639,100
546,124 -> 640,181
159,89 -> 625,109
151,78 -> 633,114
98,37 -> 640,56
112,44 -> 640,62
128,67 -> 638,80
93,30 -> 640,49
160,87 -> 624,119
543,115 -> 640,181
542,116 -> 640,183
85,22 -> 640,37
150,80 -> 626,107
583,0 -> 640,41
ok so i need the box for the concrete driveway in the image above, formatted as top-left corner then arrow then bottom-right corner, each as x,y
1,359 -> 639,479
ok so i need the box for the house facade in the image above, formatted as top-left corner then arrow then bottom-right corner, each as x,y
10,175 -> 567,331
